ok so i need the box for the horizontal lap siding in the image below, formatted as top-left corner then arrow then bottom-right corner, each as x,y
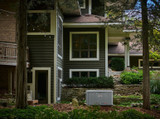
63,28 -> 105,81
27,35 -> 54,103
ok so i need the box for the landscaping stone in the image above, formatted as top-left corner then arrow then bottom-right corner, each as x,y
72,98 -> 79,107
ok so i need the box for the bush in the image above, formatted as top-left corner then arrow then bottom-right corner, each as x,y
118,109 -> 154,119
150,71 -> 160,94
150,94 -> 160,105
110,57 -> 124,71
64,76 -> 114,88
120,71 -> 143,84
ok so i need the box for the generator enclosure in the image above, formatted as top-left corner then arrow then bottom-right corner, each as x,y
86,90 -> 113,105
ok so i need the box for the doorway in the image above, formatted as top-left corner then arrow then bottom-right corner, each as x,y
35,70 -> 48,104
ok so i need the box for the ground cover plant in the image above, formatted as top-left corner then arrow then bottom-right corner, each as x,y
0,105 -> 155,119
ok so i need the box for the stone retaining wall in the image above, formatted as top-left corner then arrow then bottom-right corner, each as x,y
61,84 -> 142,101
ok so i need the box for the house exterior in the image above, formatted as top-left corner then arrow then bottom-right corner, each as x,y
0,0 -> 149,104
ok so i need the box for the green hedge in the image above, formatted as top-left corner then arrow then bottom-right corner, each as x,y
63,76 -> 114,88
120,71 -> 143,84
0,106 -> 154,119
110,57 -> 124,71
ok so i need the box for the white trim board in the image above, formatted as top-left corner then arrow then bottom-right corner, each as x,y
108,54 -> 142,56
69,31 -> 99,61
31,67 -> 51,104
69,69 -> 99,78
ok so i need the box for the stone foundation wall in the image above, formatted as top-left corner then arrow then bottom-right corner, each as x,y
61,84 -> 142,101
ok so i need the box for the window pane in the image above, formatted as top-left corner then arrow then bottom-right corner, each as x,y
72,51 -> 80,58
81,39 -> 88,49
79,0 -> 85,7
81,51 -> 88,58
90,72 -> 97,77
72,72 -> 80,77
28,13 -> 50,32
90,51 -> 96,58
72,39 -> 80,49
58,70 -> 62,79
81,72 -> 88,77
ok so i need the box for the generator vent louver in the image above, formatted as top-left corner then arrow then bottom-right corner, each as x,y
86,90 -> 113,105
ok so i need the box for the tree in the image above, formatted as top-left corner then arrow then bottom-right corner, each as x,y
141,0 -> 150,110
16,0 -> 27,109
103,0 -> 160,109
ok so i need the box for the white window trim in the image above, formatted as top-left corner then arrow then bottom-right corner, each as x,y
31,67 -> 51,104
79,0 -> 86,9
69,31 -> 100,61
27,10 -> 55,35
57,67 -> 62,101
138,59 -> 160,68
69,69 -> 99,78
57,15 -> 63,59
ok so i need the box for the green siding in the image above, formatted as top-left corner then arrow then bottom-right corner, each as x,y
63,28 -> 105,81
27,35 -> 54,103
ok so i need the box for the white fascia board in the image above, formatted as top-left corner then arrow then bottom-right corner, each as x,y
108,54 -> 142,56
123,29 -> 142,33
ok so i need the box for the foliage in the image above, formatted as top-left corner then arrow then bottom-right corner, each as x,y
150,94 -> 160,105
64,76 -> 114,88
110,57 -> 124,71
0,106 -> 155,119
149,50 -> 160,60
120,70 -> 143,84
150,71 -> 160,94
118,109 -> 154,119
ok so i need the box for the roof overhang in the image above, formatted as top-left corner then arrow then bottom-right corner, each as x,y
58,0 -> 81,16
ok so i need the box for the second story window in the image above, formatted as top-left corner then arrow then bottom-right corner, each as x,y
27,10 -> 55,35
70,32 -> 99,61
79,0 -> 86,9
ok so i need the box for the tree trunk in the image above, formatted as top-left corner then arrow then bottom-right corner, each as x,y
141,0 -> 150,110
16,0 -> 27,109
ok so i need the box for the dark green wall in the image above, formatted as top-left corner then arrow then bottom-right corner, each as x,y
27,35 -> 54,103
63,28 -> 105,81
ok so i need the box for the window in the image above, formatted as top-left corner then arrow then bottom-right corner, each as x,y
57,67 -> 62,100
70,32 -> 99,61
27,10 -> 55,35
139,59 -> 160,69
78,0 -> 86,9
70,69 -> 99,78
57,16 -> 63,58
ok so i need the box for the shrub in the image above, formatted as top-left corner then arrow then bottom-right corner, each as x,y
150,94 -> 160,105
120,71 -> 143,84
64,76 -> 114,88
118,109 -> 154,119
0,107 -> 155,119
110,57 -> 124,71
150,71 -> 160,94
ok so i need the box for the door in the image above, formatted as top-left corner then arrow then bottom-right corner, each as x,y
35,70 -> 48,104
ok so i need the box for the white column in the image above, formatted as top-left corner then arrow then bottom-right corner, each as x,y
124,42 -> 130,69
105,27 -> 109,76
88,0 -> 92,14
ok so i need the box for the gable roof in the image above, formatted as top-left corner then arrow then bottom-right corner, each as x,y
64,14 -> 108,23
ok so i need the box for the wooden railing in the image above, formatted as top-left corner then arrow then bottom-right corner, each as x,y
0,42 -> 17,66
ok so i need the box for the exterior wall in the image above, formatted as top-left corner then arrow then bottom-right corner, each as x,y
63,28 -> 105,81
0,13 -> 16,43
27,35 -> 54,103
130,56 -> 142,68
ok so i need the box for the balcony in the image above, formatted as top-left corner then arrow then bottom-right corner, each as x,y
0,42 -> 17,66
